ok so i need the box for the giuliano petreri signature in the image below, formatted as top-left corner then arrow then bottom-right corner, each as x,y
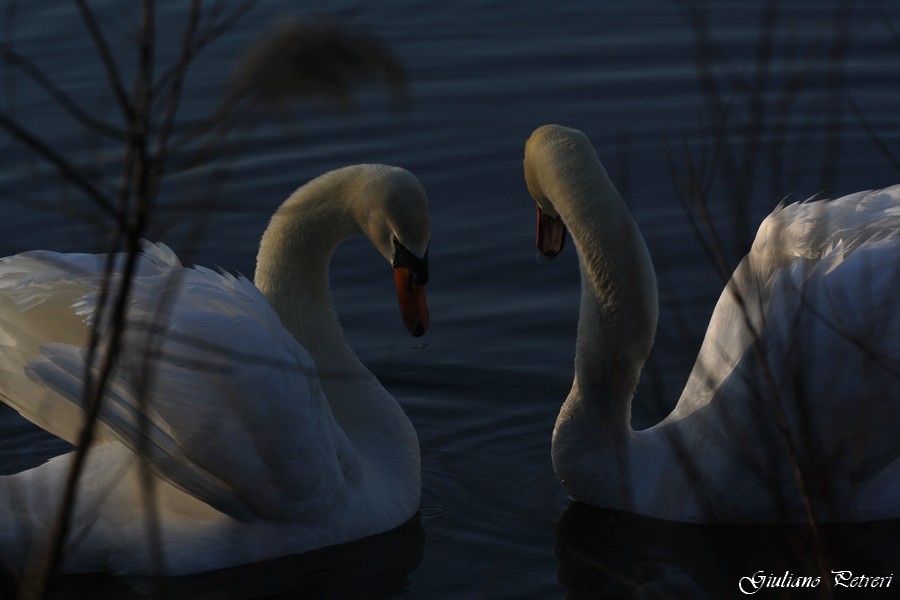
739,570 -> 893,595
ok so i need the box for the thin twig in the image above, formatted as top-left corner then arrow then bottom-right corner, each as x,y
73,0 -> 133,121
848,93 -> 900,174
882,4 -> 900,51
152,0 -> 201,168
0,109 -> 119,218
0,40 -> 125,139
3,0 -> 17,114
153,0 -> 260,99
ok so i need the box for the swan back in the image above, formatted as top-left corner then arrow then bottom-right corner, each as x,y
673,186 -> 900,420
0,164 -> 429,574
527,123 -> 900,522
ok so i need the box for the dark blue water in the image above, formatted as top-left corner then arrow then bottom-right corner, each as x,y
1,1 -> 899,597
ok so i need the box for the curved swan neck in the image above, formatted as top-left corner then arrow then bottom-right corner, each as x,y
254,170 -> 364,371
527,127 -> 659,435
253,167 -> 421,522
569,180 -> 655,432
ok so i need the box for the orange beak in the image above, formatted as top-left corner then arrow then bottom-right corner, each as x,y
394,267 -> 429,337
536,206 -> 566,258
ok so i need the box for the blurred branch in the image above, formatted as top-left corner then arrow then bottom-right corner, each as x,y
152,0 -> 260,103
883,5 -> 900,51
193,0 -> 261,56
668,80 -> 745,283
675,0 -> 755,257
73,0 -> 133,121
668,141 -> 732,284
2,0 -> 17,113
0,41 -> 124,139
666,0 -> 895,568
0,109 -> 119,218
4,4 -> 409,590
230,19 -> 408,112
816,0 -> 854,195
848,93 -> 900,174
153,0 -> 201,165
169,18 -> 408,165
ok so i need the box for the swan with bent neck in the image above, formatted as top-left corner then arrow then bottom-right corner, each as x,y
0,164 -> 430,575
525,124 -> 900,523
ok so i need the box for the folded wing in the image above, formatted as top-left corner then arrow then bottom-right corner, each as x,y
0,243 -> 346,522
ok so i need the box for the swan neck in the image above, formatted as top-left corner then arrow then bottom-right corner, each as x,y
553,164 -> 659,435
254,179 -> 361,368
252,171 -> 421,519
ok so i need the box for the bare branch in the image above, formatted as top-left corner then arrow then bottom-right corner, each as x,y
848,93 -> 900,174
29,230 -> 143,596
2,0 -> 18,112
816,0 -> 854,195
152,0 -> 260,97
73,0 -> 133,120
192,0 -> 261,57
883,4 -> 900,51
0,109 -> 119,218
0,40 -> 125,139
153,0 -> 201,165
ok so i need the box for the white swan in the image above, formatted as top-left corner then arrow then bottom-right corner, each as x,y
0,164 -> 430,575
525,124 -> 900,523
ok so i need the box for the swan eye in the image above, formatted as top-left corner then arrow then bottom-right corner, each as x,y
391,236 -> 429,285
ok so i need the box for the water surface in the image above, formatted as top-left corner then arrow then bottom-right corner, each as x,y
1,1 -> 899,597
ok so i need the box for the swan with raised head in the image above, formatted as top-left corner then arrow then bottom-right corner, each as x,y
525,124 -> 900,523
0,164 -> 430,574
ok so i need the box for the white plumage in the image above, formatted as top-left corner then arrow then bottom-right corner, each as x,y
0,164 -> 429,574
526,124 -> 900,523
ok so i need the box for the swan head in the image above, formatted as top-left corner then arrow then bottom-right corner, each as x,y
523,125 -> 579,259
354,165 -> 431,337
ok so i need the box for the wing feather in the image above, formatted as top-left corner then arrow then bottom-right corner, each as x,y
674,185 -> 900,418
1,243 -> 347,521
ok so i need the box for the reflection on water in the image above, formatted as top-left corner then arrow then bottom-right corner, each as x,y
2,517 -> 424,599
556,502 -> 900,599
1,0 -> 899,597
0,404 -> 71,476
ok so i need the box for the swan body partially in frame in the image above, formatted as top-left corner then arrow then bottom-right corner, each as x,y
526,124 -> 900,523
0,164 -> 430,574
